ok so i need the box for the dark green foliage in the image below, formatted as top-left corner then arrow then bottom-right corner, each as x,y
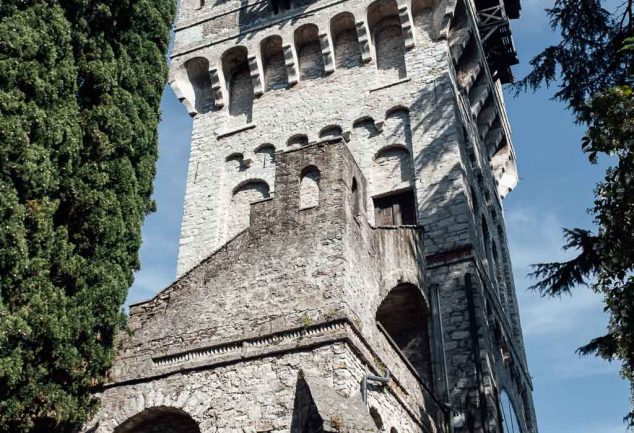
515,0 -> 633,421
513,0 -> 633,119
0,0 -> 175,431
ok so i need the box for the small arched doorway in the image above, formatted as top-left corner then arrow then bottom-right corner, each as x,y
114,406 -> 200,433
376,283 -> 433,386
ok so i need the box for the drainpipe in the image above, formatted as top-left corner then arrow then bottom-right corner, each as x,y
361,371 -> 391,404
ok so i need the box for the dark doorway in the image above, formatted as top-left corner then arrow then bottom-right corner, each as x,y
373,190 -> 416,225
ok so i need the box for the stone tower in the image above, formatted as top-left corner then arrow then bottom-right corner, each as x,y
85,0 -> 538,431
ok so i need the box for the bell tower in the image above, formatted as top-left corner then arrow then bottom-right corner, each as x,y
85,0 -> 539,431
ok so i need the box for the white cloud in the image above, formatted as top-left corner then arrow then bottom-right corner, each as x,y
504,206 -> 619,383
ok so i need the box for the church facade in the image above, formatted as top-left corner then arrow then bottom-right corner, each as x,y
84,0 -> 538,430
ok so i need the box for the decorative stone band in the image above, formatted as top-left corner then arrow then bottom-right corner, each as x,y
107,318 -> 444,432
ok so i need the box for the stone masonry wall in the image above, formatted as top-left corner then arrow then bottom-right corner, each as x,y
152,0 -> 538,431
89,343 -> 424,433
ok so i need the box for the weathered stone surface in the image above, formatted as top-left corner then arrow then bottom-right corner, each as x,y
87,0 -> 537,432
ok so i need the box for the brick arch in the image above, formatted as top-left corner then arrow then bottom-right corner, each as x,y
114,406 -> 200,433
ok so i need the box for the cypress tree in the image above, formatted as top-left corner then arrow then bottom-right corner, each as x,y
0,0 -> 175,430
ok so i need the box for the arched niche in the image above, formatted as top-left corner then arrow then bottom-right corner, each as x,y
228,180 -> 270,238
226,152 -> 248,172
373,145 -> 414,186
114,406 -> 200,433
294,24 -> 325,80
173,57 -> 214,114
222,46 -> 254,124
261,35 -> 288,90
330,12 -> 363,69
254,144 -> 276,168
368,0 -> 406,81
287,134 -> 309,147
376,283 -> 433,384
411,0 -> 435,39
384,107 -> 412,145
319,125 -> 343,139
299,166 -> 320,209
352,117 -> 381,138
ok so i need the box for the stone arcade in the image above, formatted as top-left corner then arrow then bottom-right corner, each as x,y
84,0 -> 538,430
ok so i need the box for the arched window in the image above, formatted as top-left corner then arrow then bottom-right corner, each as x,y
222,46 -> 254,124
376,283 -> 433,384
114,407 -> 200,433
182,57 -> 213,113
261,35 -> 288,90
368,0 -> 406,82
299,166 -> 320,209
330,12 -> 362,69
499,390 -> 522,433
295,24 -> 324,80
229,180 -> 270,238
255,144 -> 276,168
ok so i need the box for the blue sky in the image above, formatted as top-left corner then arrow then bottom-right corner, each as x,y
127,1 -> 631,431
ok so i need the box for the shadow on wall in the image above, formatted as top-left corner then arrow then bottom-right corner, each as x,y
237,0 -> 315,41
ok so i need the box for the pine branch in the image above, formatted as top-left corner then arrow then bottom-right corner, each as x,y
528,229 -> 600,296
